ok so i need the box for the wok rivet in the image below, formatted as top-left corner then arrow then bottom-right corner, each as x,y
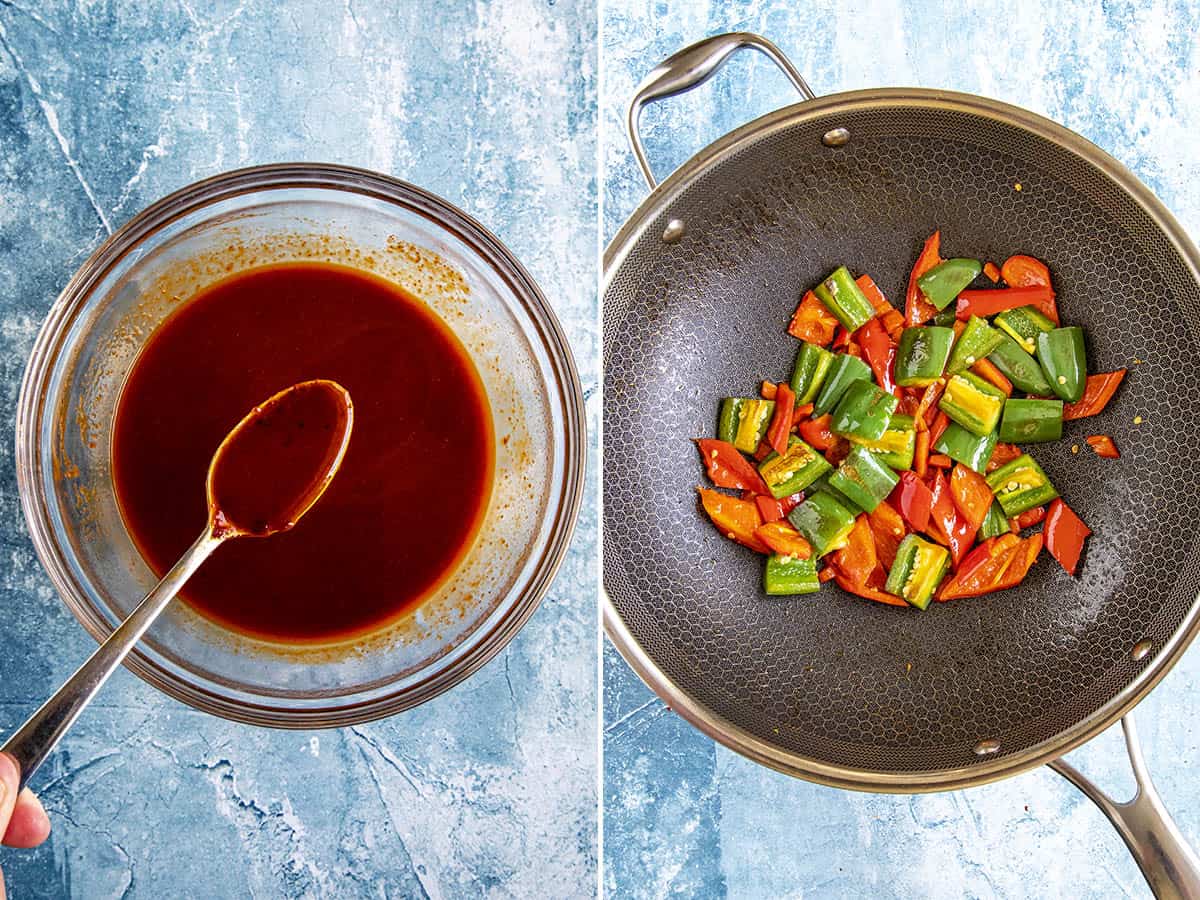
1131,640 -> 1153,661
662,219 -> 686,244
822,127 -> 851,148
973,738 -> 1001,756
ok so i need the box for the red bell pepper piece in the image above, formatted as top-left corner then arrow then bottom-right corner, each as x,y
753,440 -> 774,462
760,381 -> 778,400
788,291 -> 839,345
955,538 -> 998,584
824,435 -> 851,466
982,261 -> 1001,283
929,410 -> 950,448
992,533 -> 1043,590
890,471 -> 933,533
834,573 -> 908,607
1085,434 -> 1120,459
987,442 -> 1023,473
1014,506 -> 1047,530
926,469 -> 956,547
766,382 -> 795,455
856,274 -> 906,341
818,566 -> 838,583
938,534 -> 1024,600
914,380 -> 945,431
696,439 -> 769,493
927,454 -> 953,468
999,255 -> 1059,324
949,464 -> 993,530
798,414 -> 835,451
697,487 -> 770,553
756,491 -> 804,523
831,514 -> 877,587
1044,498 -> 1091,575
791,402 -> 815,426
832,325 -> 852,351
947,513 -> 978,567
857,318 -> 899,395
913,430 -> 931,477
955,285 -> 1057,322
905,231 -> 943,326
970,358 -> 1013,397
755,521 -> 814,559
1063,370 -> 1127,420
867,501 -> 906,571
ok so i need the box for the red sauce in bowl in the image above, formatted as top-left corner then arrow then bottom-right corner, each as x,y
112,262 -> 494,643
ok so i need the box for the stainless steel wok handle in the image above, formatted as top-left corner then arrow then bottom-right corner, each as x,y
625,32 -> 816,189
1050,714 -> 1200,899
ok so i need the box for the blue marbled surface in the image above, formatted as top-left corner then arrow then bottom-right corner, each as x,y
0,1 -> 597,897
602,2 -> 1200,898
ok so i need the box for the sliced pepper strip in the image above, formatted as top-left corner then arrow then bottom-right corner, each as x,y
1086,434 -> 1120,459
928,454 -> 952,468
799,414 -> 835,451
857,318 -> 899,395
913,429 -> 931,477
1044,498 -> 1091,575
890,471 -> 933,533
949,464 -> 993,530
867,501 -> 906,571
1014,506 -> 1047,529
697,439 -> 770,493
755,521 -> 814,559
697,487 -> 770,553
766,382 -> 795,455
970,357 -> 1013,397
983,261 -> 1001,283
760,381 -> 778,400
905,231 -> 943,326
1063,370 -> 1127,420
926,469 -> 956,546
955,285 -> 1057,322
830,514 -> 877,586
755,495 -> 786,523
1000,255 -> 1058,323
834,573 -> 908,607
992,533 -> 1043,590
929,410 -> 950,447
856,274 -> 905,341
788,291 -> 839,345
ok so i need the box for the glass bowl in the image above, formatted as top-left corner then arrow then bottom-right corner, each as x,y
16,164 -> 586,727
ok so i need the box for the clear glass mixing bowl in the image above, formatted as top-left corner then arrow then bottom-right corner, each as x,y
16,164 -> 586,727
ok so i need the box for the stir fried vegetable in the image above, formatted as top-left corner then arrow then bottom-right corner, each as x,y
694,235 -> 1125,609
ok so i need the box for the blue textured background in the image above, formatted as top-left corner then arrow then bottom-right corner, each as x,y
602,2 -> 1200,897
0,1 -> 597,897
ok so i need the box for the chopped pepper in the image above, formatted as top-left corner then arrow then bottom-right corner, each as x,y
1036,327 -> 1087,403
978,501 -> 1011,539
755,521 -> 814,559
764,553 -> 821,595
790,342 -> 835,405
788,291 -> 839,345
999,398 -> 1063,443
987,453 -> 1058,516
788,490 -> 858,557
831,380 -> 899,442
939,371 -> 1006,436
867,501 -> 906,570
814,266 -> 876,332
719,397 -> 776,451
1085,434 -> 1120,459
1043,498 -> 1091,575
856,274 -> 906,341
1000,254 -> 1058,323
697,439 -> 770,493
946,315 -> 1004,375
827,446 -> 900,513
849,412 -> 915,470
829,513 -> 878,586
766,382 -> 796,455
1063,370 -> 1127,420
993,304 -> 1055,355
934,422 -> 998,473
905,231 -> 943,326
890,470 -> 933,532
885,534 -> 950,610
987,332 -> 1054,396
948,464 -> 993,530
895,326 -> 954,387
956,285 -> 1057,322
833,574 -> 908,607
758,436 -> 833,499
698,487 -> 770,553
798,413 -> 836,451
917,258 -> 982,310
812,354 -> 872,416
857,318 -> 898,395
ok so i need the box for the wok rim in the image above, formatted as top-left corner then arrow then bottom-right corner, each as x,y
601,87 -> 1200,792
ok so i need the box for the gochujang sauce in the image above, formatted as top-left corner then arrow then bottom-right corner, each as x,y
112,262 -> 494,643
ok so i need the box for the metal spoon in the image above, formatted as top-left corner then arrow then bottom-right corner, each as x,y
1,379 -> 354,790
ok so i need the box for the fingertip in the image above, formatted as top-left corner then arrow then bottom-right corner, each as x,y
2,789 -> 51,849
0,753 -> 17,801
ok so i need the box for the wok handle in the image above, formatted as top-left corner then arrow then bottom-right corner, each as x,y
625,31 -> 815,189
1050,714 -> 1200,899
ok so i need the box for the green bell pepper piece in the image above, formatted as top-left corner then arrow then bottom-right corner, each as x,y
831,380 -> 899,443
939,371 -> 1006,436
994,305 -> 1055,355
808,471 -> 865,514
916,258 -> 982,311
986,453 -> 1059,516
764,554 -> 821,596
895,326 -> 954,387
848,412 -> 915,470
978,501 -> 1011,540
790,342 -> 835,405
934,422 -> 998,473
932,308 -> 958,327
885,534 -> 950,610
946,315 -> 1004,375
987,333 -> 1054,396
787,491 -> 857,557
718,398 -> 775,452
1036,327 -> 1087,403
999,398 -> 1063,443
813,265 -> 875,332
827,446 -> 899,513
812,354 -> 872,416
758,435 -> 832,499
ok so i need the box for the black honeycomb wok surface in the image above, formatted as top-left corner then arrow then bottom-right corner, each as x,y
603,100 -> 1200,776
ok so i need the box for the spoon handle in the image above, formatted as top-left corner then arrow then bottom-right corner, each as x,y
1,530 -> 223,791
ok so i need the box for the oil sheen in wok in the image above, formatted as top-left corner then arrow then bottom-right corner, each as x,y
112,262 -> 494,643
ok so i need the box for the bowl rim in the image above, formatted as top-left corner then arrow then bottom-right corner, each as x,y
16,162 -> 587,728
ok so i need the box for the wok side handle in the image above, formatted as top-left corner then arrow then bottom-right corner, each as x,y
1049,714 -> 1200,900
625,32 -> 816,189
